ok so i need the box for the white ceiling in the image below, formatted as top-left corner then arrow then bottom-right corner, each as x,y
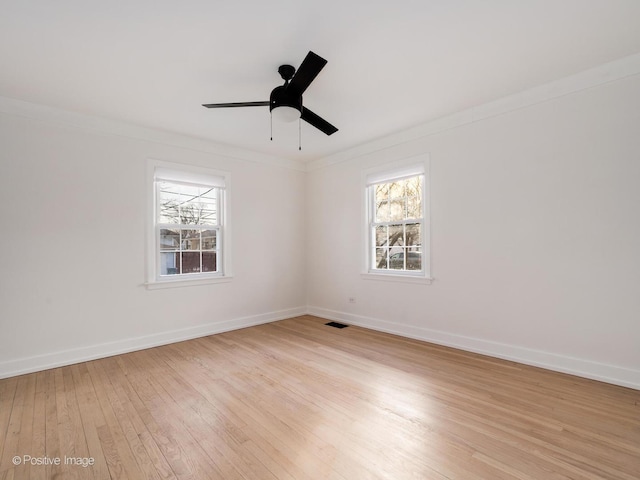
2,1 -> 640,163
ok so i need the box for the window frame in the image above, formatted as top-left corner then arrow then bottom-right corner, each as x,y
146,160 -> 232,289
362,156 -> 432,284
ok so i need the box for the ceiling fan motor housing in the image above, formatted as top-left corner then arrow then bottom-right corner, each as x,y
270,85 -> 302,115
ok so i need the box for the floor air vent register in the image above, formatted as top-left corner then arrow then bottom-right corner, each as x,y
325,322 -> 349,329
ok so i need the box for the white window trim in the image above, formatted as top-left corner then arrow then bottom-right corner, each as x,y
362,154 -> 432,284
145,159 -> 232,289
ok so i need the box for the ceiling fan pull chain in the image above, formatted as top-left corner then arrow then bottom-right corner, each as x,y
270,112 -> 273,141
299,118 -> 302,151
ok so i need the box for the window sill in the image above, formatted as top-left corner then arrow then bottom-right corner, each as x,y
361,272 -> 433,285
145,275 -> 233,290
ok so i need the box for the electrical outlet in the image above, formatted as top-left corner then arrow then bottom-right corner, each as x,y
348,297 -> 356,304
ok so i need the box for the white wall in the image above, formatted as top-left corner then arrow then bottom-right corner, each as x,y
307,74 -> 640,389
0,107 -> 307,377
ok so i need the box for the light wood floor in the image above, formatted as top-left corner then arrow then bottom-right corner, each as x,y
1,315 -> 638,480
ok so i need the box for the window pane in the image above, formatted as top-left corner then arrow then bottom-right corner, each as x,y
178,204 -> 201,225
194,198 -> 217,225
388,181 -> 405,198
375,183 -> 389,203
181,230 -> 200,250
160,252 -> 180,275
386,249 -> 423,271
180,186 -> 216,225
375,248 -> 388,269
406,250 -> 422,271
388,197 -> 406,221
389,250 -> 405,270
374,182 -> 389,222
388,224 -> 404,247
375,200 -> 390,222
388,180 -> 406,221
375,225 -> 387,247
406,223 -> 421,247
201,230 -> 216,250
157,181 -> 184,224
180,201 -> 215,225
181,252 -> 200,273
202,252 -> 216,272
160,229 -> 180,251
406,196 -> 422,219
158,201 -> 181,224
405,176 -> 422,196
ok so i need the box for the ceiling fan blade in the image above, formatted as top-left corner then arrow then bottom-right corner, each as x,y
202,101 -> 269,108
288,51 -> 327,95
300,107 -> 338,136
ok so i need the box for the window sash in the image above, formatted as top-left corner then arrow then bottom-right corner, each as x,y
155,182 -> 222,227
369,220 -> 425,273
157,225 -> 221,276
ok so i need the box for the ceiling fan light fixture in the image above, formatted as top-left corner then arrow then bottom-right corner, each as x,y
271,105 -> 301,122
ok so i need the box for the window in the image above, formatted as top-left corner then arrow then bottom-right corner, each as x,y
365,160 -> 430,279
147,161 -> 230,287
157,180 -> 220,276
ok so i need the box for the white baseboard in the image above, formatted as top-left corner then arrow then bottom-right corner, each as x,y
306,306 -> 640,391
0,307 -> 306,379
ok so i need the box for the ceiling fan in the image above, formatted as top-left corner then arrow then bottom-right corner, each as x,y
202,51 -> 338,138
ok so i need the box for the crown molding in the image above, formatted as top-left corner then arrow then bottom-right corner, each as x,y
0,96 -> 306,172
307,52 -> 640,171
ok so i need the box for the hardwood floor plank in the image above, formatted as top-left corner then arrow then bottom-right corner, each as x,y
53,367 -> 78,479
13,374 -> 35,480
0,315 -> 638,480
28,372 -> 46,480
0,377 -> 18,466
0,376 -> 28,478
0,468 -> 15,480
43,369 -> 61,480
70,363 -> 113,480
62,366 -> 93,480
